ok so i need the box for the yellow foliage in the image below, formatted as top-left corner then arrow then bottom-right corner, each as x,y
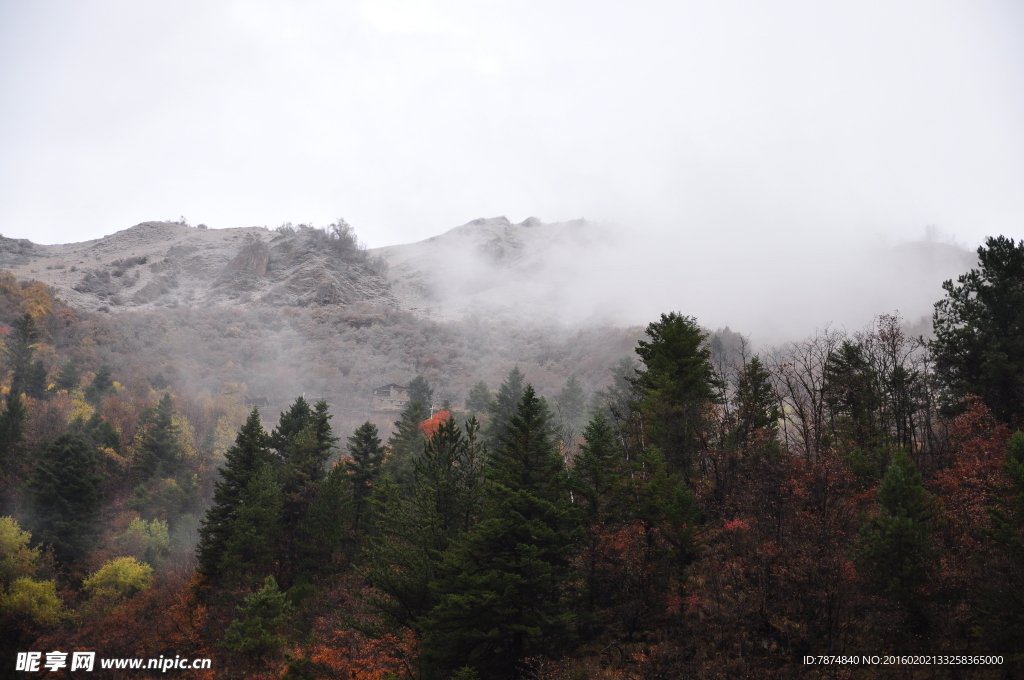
83,557 -> 153,600
67,397 -> 95,424
1,578 -> 65,625
0,517 -> 40,584
20,282 -> 53,318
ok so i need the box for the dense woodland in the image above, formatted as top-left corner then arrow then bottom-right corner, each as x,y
1,235 -> 1023,679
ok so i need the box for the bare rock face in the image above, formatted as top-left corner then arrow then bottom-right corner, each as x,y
0,222 -> 395,312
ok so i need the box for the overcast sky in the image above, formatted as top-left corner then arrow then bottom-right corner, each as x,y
1,0 -> 1022,255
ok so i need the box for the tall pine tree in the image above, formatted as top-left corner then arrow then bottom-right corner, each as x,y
423,386 -> 577,679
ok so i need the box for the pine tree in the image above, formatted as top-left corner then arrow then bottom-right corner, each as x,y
0,393 -> 27,471
84,365 -> 114,405
464,381 -> 492,414
733,355 -> 781,444
408,376 -> 434,409
197,409 -> 274,581
485,366 -> 525,449
133,393 -> 184,479
930,235 -> 1024,424
570,413 -> 623,525
856,449 -> 937,606
385,399 -> 430,491
53,360 -> 80,392
221,576 -> 292,663
632,312 -> 723,476
346,421 -> 384,536
220,466 -> 284,584
423,386 -> 577,679
555,375 -> 587,450
26,433 -> 103,565
6,314 -> 45,399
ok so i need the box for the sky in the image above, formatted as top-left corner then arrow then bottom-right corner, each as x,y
0,0 -> 1021,250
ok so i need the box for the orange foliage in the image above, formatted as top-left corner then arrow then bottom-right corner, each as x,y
418,410 -> 450,438
304,584 -> 418,679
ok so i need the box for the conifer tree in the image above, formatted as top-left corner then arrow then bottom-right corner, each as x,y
7,313 -> 46,399
220,466 -> 284,585
84,365 -> 114,405
222,576 -> 292,664
632,313 -> 723,476
423,386 -> 577,679
133,393 -> 184,479
733,355 -> 781,445
555,374 -> 587,450
485,366 -> 525,448
0,393 -> 27,471
197,409 -> 273,581
26,433 -> 103,565
408,375 -> 434,409
53,360 -> 80,392
570,413 -> 623,525
385,399 -> 430,491
856,449 -> 937,606
346,421 -> 384,536
464,381 -> 492,414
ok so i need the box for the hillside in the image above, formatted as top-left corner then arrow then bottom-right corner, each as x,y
0,221 -> 394,313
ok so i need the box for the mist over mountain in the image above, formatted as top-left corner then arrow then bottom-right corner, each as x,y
2,217 -> 977,348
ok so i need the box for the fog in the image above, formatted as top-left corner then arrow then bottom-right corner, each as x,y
0,1 -> 1021,339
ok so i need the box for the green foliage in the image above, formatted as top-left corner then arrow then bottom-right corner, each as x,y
485,366 -> 525,449
113,517 -> 170,567
733,355 -> 781,444
633,312 -> 723,475
930,235 -> 1024,424
220,466 -> 283,584
856,450 -> 937,604
464,381 -> 492,414
197,409 -> 274,581
0,517 -> 39,585
423,386 -> 577,679
570,413 -> 622,524
346,421 -> 384,536
0,578 -> 64,625
83,556 -> 153,600
134,393 -> 185,479
0,393 -> 27,469
555,374 -> 587,449
408,375 -> 434,408
7,313 -> 46,399
26,433 -> 103,565
221,576 -> 292,661
84,364 -> 114,404
367,417 -> 485,629
52,359 -> 80,391
385,399 -> 430,491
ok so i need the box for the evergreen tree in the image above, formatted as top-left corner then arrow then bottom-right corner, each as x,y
485,366 -> 525,448
464,381 -> 492,414
6,314 -> 45,399
423,386 -> 577,679
733,355 -> 781,444
53,360 -> 80,392
570,413 -> 622,525
269,396 -> 313,454
554,375 -> 587,450
632,312 -> 723,476
84,365 -> 114,405
408,376 -> 434,409
133,393 -> 184,479
385,399 -> 430,491
0,393 -> 27,471
221,576 -> 292,664
346,421 -> 384,536
980,430 -> 1024,656
197,409 -> 274,581
220,466 -> 284,584
856,449 -> 937,607
930,235 -> 1024,425
367,417 -> 485,635
26,433 -> 103,565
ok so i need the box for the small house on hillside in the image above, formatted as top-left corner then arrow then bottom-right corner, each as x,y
373,384 -> 409,411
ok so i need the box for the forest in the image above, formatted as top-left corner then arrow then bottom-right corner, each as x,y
0,235 -> 1023,679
